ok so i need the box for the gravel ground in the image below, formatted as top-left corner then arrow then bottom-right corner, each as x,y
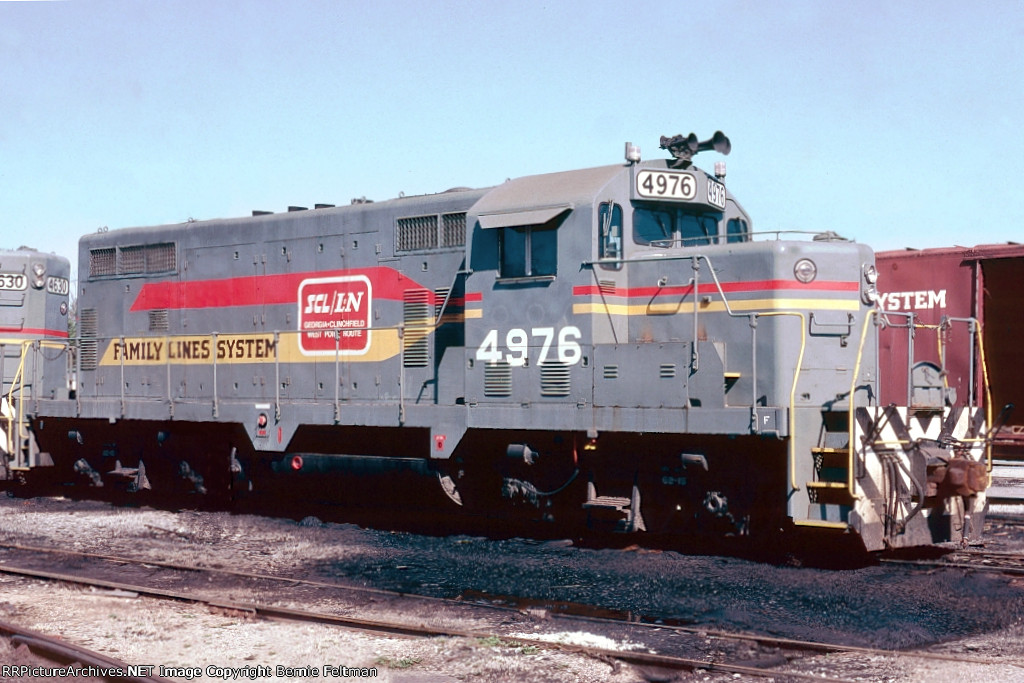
1,495 -> 1023,682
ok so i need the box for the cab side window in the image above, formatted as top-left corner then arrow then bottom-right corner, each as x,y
598,202 -> 623,264
678,213 -> 715,246
727,218 -> 749,243
499,220 -> 558,278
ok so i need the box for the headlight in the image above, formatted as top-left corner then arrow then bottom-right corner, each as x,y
30,262 -> 46,289
862,263 -> 879,304
793,258 -> 817,283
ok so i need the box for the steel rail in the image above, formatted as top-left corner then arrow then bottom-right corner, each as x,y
0,542 -> 1015,673
0,540 -> 513,612
0,559 -> 856,682
880,554 -> 1024,576
0,618 -> 175,683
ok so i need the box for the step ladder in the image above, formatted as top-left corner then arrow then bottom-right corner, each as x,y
806,410 -> 855,524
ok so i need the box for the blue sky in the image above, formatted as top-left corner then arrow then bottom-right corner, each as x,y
2,1 -> 1022,283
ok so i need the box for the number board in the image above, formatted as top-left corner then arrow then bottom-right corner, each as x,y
635,170 -> 729,210
706,178 -> 726,209
635,170 -> 696,201
0,273 -> 27,291
46,276 -> 70,296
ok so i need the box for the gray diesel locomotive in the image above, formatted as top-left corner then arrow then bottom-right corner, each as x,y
1,247 -> 71,477
10,134 -> 991,552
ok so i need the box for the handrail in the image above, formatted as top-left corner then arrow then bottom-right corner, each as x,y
878,313 -> 992,472
273,331 -> 281,422
974,319 -> 994,472
686,254 -> 808,492
580,230 -> 847,257
583,252 -> 811,491
847,309 -> 878,499
2,339 -> 71,468
877,311 -> 914,406
333,329 -> 341,423
755,312 -> 806,493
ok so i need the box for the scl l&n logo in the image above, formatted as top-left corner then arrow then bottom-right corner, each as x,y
297,275 -> 372,355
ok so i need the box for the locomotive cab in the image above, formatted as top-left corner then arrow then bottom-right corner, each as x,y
455,135 -> 986,549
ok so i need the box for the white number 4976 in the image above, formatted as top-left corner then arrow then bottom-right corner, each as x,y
475,326 -> 582,366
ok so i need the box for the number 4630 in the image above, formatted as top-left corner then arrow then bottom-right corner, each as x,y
475,326 -> 582,366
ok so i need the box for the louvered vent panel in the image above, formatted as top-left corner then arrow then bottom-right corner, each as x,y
441,212 -> 466,247
397,215 -> 439,251
484,361 -> 512,397
603,365 -> 619,379
402,288 -> 431,368
659,363 -> 677,378
433,287 -> 450,319
599,280 -> 617,296
540,360 -> 571,397
148,309 -> 169,332
79,308 -> 99,370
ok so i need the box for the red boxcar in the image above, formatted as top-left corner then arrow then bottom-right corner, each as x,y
876,243 -> 1024,460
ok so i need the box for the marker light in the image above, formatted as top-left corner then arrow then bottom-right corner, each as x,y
624,142 -> 641,164
793,258 -> 817,283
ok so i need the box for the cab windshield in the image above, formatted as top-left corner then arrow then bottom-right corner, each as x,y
633,206 -> 721,247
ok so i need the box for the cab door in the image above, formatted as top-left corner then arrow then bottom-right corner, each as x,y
465,207 -> 587,409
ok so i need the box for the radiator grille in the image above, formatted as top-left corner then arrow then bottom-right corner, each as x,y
145,242 -> 177,273
120,245 -> 145,274
396,215 -> 438,251
89,249 -> 116,277
89,243 -> 176,278
396,212 -> 466,251
441,212 -> 466,247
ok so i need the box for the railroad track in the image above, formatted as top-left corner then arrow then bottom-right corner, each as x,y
0,542 -> 1017,681
881,547 -> 1024,576
988,459 -> 1024,512
0,618 -> 173,683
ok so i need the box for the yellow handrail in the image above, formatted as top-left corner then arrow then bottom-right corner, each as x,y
756,312 -> 806,493
2,339 -> 28,454
3,339 -> 70,462
847,309 -> 878,499
975,321 -> 994,472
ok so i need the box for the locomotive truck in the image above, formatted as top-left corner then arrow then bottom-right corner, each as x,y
4,133 -> 991,552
